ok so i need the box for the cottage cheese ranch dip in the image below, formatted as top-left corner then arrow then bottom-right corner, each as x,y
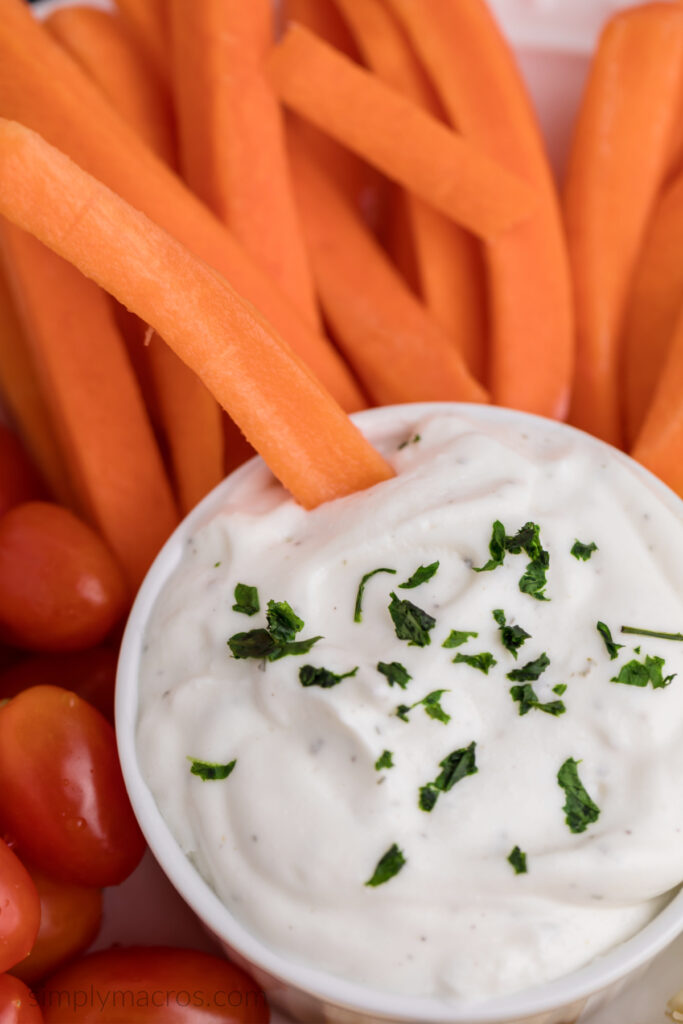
136,407 -> 683,1003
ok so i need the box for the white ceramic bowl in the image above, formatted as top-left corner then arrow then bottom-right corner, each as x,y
116,403 -> 683,1024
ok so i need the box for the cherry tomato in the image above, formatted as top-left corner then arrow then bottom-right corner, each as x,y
0,974 -> 43,1024
39,948 -> 269,1023
0,686 -> 145,886
0,427 -> 44,519
0,841 -> 40,975
0,648 -> 117,723
0,503 -> 128,652
10,868 -> 101,987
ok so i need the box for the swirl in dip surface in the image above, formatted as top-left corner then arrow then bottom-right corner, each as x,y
137,408 -> 683,1002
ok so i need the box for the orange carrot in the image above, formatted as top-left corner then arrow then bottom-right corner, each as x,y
0,224 -> 179,589
564,2 -> 683,447
0,0 -> 364,414
332,0 -> 487,380
267,25 -> 536,240
45,6 -> 176,166
632,305 -> 683,497
0,120 -> 391,509
386,0 -> 573,420
621,174 -> 683,446
289,143 -> 488,407
285,0 -> 360,57
0,263 -> 72,505
169,0 -> 319,327
112,0 -> 169,85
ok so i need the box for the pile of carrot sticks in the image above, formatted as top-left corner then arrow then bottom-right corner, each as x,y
0,0 -> 681,587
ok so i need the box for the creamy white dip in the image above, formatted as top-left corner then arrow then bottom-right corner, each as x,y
137,408 -> 683,1002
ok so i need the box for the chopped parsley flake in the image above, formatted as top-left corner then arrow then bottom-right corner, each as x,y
492,608 -> 530,659
354,567 -> 396,623
518,556 -> 549,602
232,583 -> 260,617
508,846 -> 528,874
571,540 -> 598,561
398,561 -> 439,590
397,689 -> 450,725
596,621 -> 624,660
375,750 -> 394,771
397,434 -> 421,450
228,629 -> 277,659
442,629 -> 478,649
377,661 -> 411,689
621,626 -> 683,642
473,521 -> 550,600
553,683 -> 567,696
557,758 -> 600,834
266,599 -> 303,643
452,651 -> 497,674
299,665 -> 358,688
510,683 -> 566,717
611,655 -> 676,689
388,592 -> 435,647
365,843 -> 406,886
419,742 -> 478,813
507,653 -> 550,682
473,520 -> 507,572
188,757 -> 236,781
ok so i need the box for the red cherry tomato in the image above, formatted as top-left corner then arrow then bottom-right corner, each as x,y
10,867 -> 101,987
0,503 -> 128,653
0,427 -> 44,519
0,686 -> 145,886
39,948 -> 269,1023
0,974 -> 43,1024
0,841 -> 40,975
0,648 -> 118,723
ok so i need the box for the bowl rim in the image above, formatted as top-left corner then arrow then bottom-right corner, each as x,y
116,402 -> 683,1023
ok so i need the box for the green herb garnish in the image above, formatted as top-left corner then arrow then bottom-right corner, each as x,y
396,689 -> 450,725
611,655 -> 676,689
365,843 -> 406,886
377,661 -> 411,689
557,758 -> 600,834
398,561 -> 439,590
419,742 -> 478,812
621,626 -> 683,642
510,683 -> 565,717
596,621 -> 624,661
188,757 -> 236,781
375,750 -> 394,771
267,599 -> 303,642
553,683 -> 567,696
232,583 -> 260,617
228,629 -> 278,659
354,567 -> 396,623
473,520 -> 507,572
571,540 -> 598,561
508,846 -> 528,874
442,630 -> 478,649
397,434 -> 421,450
507,653 -> 550,682
492,608 -> 530,659
518,557 -> 549,602
452,651 -> 497,674
388,592 -> 435,647
299,665 -> 358,688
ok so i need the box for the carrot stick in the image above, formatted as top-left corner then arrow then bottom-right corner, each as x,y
267,25 -> 536,240
112,0 -> 169,86
0,224 -> 179,589
289,142 -> 488,407
632,305 -> 683,497
45,6 -> 176,166
0,264 -> 72,505
332,0 -> 487,380
564,2 -> 683,447
0,120 -> 392,510
169,0 -> 319,328
385,0 -> 573,420
0,0 -> 363,414
621,174 -> 683,446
